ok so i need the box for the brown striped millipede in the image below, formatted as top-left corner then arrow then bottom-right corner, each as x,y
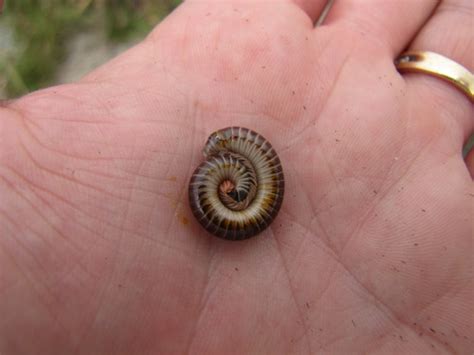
188,127 -> 284,240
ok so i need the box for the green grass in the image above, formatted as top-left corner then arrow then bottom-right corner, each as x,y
464,135 -> 474,158
0,0 -> 181,98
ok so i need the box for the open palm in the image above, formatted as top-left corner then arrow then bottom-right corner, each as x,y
1,1 -> 472,354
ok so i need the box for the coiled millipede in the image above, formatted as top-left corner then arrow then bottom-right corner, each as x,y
188,127 -> 284,240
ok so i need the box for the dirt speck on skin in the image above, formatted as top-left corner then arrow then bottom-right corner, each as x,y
180,215 -> 189,225
168,176 -> 177,182
305,302 -> 310,309
351,320 -> 356,327
414,243 -> 419,246
234,267 -> 239,271
430,328 -> 436,333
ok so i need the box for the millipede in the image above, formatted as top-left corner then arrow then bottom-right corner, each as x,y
188,127 -> 284,240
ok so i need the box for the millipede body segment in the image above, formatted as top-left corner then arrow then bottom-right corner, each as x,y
188,127 -> 284,240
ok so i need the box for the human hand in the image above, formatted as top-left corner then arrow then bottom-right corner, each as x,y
1,0 -> 472,353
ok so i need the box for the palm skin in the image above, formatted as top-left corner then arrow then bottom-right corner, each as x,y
0,1 -> 472,354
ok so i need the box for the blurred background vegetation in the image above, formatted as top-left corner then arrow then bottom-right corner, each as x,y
0,0 -> 181,98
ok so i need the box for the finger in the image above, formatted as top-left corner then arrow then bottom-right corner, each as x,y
187,0 -> 329,25
323,0 -> 438,55
291,0 -> 331,23
404,0 -> 474,140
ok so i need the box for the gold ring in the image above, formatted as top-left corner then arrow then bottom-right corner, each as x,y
395,51 -> 474,102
